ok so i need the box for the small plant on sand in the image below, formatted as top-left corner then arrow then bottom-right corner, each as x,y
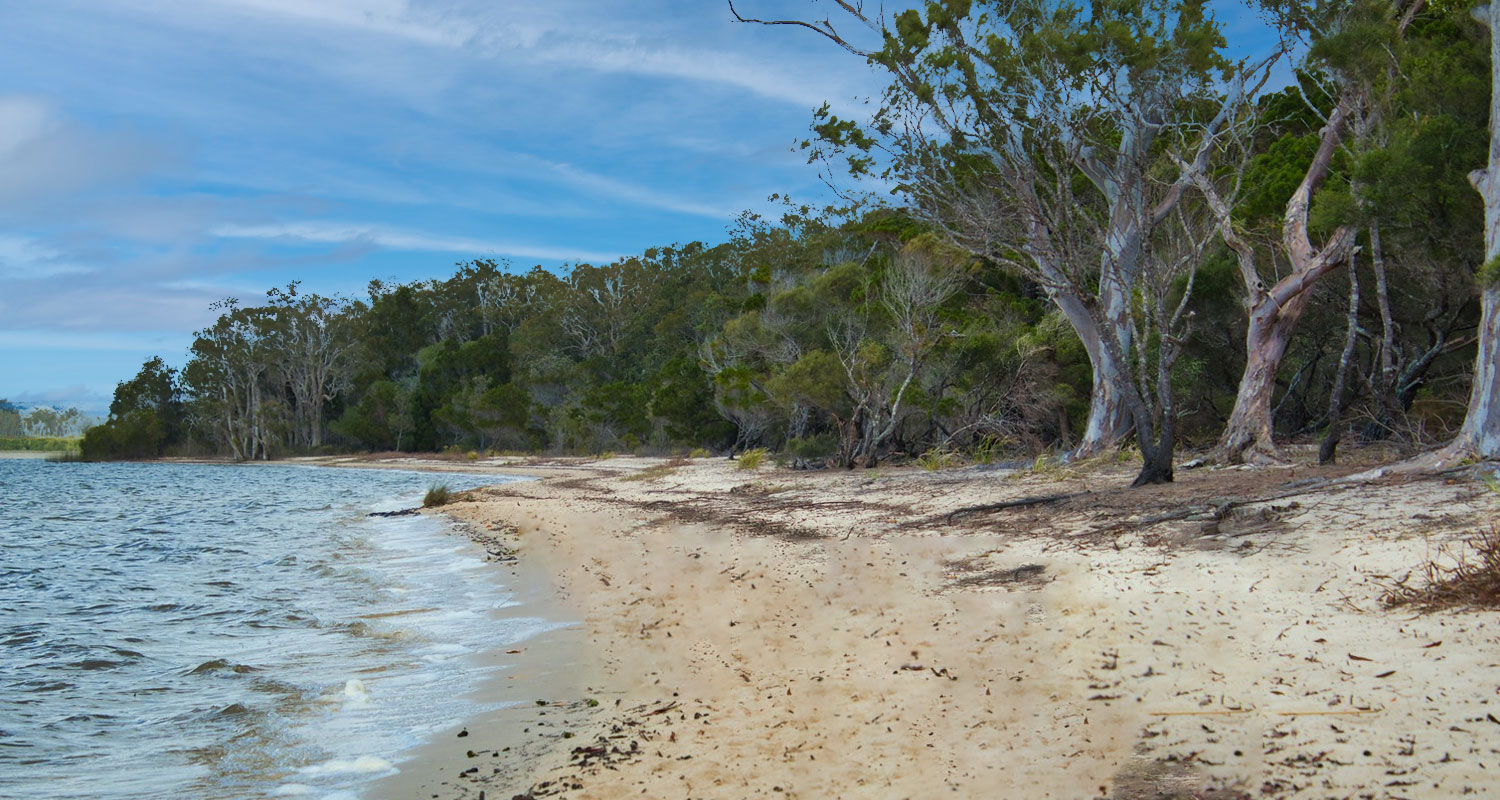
1383,526 -> 1500,610
623,464 -> 679,482
970,435 -> 1006,465
423,483 -> 453,508
736,447 -> 769,470
1029,452 -> 1075,479
689,447 -> 712,458
916,446 -> 961,472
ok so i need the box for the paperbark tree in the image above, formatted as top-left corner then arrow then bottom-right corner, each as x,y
1439,0 -> 1500,461
1197,89 -> 1360,463
732,0 -> 1273,482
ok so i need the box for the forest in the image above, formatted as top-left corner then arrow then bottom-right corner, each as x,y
81,0 -> 1500,485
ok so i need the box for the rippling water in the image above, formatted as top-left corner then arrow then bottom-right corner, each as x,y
0,460 -> 549,800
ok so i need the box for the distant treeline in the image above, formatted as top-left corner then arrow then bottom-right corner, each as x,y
0,437 -> 81,452
83,2 -> 1491,478
0,400 -> 91,440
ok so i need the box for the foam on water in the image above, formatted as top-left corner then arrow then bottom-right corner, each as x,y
0,461 -> 562,800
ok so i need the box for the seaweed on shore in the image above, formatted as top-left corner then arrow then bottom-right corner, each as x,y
1382,525 -> 1500,611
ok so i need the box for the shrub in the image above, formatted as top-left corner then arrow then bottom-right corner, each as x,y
689,447 -> 712,458
785,434 -> 836,468
736,447 -> 769,470
916,446 -> 961,472
79,410 -> 167,461
423,483 -> 453,508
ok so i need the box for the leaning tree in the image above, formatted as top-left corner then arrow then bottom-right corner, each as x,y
731,0 -> 1275,483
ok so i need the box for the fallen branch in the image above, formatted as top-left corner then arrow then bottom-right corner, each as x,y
932,492 -> 1085,525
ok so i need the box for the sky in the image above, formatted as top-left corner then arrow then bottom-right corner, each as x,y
0,0 -> 1275,415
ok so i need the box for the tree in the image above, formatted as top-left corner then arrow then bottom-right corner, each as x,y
265,283 -> 358,449
1438,0 -> 1500,461
80,358 -> 184,459
0,399 -> 22,437
184,303 -> 279,461
732,0 -> 1273,483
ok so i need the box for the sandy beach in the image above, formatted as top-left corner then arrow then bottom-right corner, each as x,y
347,453 -> 1500,799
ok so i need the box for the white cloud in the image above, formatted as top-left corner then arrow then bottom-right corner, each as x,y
211,221 -> 622,263
0,234 -> 92,279
0,94 -> 171,213
540,160 -> 742,219
119,0 -> 873,114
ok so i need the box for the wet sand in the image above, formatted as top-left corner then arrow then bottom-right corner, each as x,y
329,453 -> 1500,799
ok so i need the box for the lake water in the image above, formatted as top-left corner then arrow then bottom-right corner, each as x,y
0,460 -> 552,800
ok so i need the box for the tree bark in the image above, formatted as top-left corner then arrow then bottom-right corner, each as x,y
1214,95 -> 1358,464
1437,3 -> 1500,462
1054,291 -> 1134,458
1320,256 -> 1361,464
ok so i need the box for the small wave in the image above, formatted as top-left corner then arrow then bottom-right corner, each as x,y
19,680 -> 72,693
296,755 -> 394,776
65,658 -> 128,671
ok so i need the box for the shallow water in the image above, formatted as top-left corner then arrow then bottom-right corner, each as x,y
0,461 -> 551,800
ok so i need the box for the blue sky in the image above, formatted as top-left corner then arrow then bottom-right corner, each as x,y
0,0 -> 1274,414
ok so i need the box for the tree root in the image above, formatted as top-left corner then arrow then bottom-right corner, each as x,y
926,492 -> 1086,525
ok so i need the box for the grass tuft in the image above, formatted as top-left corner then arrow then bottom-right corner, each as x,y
916,446 -> 961,472
736,447 -> 769,470
623,464 -> 679,482
422,483 -> 453,508
1383,525 -> 1500,611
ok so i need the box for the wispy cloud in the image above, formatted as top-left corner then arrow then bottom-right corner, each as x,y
0,234 -> 92,279
0,94 -> 173,215
211,221 -> 622,263
541,160 -> 743,219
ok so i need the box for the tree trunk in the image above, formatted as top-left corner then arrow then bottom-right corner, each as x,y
1054,291 -> 1133,458
1219,292 -> 1316,464
1439,2 -> 1500,462
1213,94 -> 1358,464
1132,435 -> 1175,487
1320,257 -> 1361,465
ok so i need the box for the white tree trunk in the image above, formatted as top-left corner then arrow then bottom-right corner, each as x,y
1441,3 -> 1500,461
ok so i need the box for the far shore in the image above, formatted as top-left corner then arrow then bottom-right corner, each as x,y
0,450 -> 61,459
285,449 -> 1500,799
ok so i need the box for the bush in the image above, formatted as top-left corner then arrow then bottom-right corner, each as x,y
79,410 -> 167,461
916,446 -> 961,471
785,434 -> 836,468
736,447 -> 769,470
423,483 -> 453,508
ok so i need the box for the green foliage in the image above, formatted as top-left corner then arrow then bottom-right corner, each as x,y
1479,257 -> 1500,288
916,446 -> 961,471
0,399 -> 21,437
0,436 -> 81,452
422,484 -> 453,508
80,409 -> 168,461
736,447 -> 770,470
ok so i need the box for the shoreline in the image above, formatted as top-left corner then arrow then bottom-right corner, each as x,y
342,453 -> 1500,799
